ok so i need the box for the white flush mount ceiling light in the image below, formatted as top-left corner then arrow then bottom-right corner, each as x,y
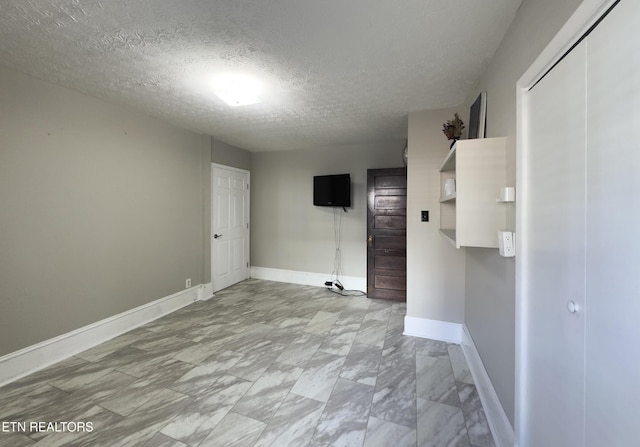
214,74 -> 262,106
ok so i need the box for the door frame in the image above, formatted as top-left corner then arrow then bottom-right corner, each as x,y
515,0 -> 616,444
211,163 -> 250,292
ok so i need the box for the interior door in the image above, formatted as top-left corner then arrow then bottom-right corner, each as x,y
212,165 -> 250,292
366,167 -> 407,301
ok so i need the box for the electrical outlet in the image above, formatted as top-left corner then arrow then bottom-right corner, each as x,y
186,278 -> 192,288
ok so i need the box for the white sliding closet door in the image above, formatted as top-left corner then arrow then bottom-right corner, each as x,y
584,1 -> 640,445
525,40 -> 587,447
521,1 -> 640,445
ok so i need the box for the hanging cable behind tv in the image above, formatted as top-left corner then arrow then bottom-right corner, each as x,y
324,207 -> 366,297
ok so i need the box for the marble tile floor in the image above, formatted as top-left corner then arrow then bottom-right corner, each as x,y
0,279 -> 495,447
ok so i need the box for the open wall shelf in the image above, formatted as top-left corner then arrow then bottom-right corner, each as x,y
438,138 -> 507,248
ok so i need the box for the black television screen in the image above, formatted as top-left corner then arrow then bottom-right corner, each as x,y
313,174 -> 351,207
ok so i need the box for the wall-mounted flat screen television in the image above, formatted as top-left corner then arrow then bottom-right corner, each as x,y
313,174 -> 351,207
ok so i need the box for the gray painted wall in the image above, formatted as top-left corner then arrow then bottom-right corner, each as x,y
0,66 -> 207,356
201,136 -> 213,284
212,138 -> 252,171
462,0 -> 583,425
250,143 -> 403,279
406,108 -> 466,324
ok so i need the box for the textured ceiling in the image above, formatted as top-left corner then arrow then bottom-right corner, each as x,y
0,0 -> 522,152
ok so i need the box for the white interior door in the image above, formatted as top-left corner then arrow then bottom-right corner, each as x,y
212,165 -> 250,292
523,36 -> 587,447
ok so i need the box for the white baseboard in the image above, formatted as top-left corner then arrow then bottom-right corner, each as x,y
461,324 -> 514,447
197,282 -> 214,301
403,318 -> 513,446
0,285 -> 202,387
250,266 -> 367,291
403,315 -> 463,344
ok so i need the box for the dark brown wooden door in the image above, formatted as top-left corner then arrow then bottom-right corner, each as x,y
367,167 -> 407,301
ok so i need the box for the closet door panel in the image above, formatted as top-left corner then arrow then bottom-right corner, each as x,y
585,1 -> 640,445
525,43 -> 586,447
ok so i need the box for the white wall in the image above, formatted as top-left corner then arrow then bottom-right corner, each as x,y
406,108 -> 466,324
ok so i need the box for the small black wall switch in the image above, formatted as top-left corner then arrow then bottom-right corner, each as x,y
421,210 -> 429,222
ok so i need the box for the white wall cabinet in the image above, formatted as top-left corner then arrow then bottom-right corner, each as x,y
519,1 -> 640,445
439,137 -> 507,248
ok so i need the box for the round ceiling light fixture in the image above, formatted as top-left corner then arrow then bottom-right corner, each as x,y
213,74 -> 262,107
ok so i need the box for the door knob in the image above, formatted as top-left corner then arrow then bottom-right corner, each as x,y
567,300 -> 579,314
214,234 -> 223,239
367,235 -> 374,247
